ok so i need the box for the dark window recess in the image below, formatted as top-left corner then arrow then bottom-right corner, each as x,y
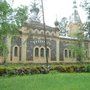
41,48 -> 44,57
14,47 -> 18,57
69,50 -> 71,57
35,48 -> 39,57
65,50 -> 68,57
46,48 -> 49,57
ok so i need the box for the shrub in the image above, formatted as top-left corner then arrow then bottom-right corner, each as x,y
30,67 -> 40,74
51,65 -> 88,73
65,66 -> 74,73
0,64 -> 90,76
30,66 -> 49,74
0,67 -> 6,76
87,65 -> 90,72
53,66 -> 66,72
39,66 -> 49,74
16,67 -> 31,75
6,68 -> 17,76
24,68 -> 31,74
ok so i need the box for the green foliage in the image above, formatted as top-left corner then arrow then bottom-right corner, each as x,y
0,64 -> 90,76
69,43 -> 86,61
15,5 -> 28,27
0,37 -> 8,59
51,64 -> 89,73
0,67 -> 6,76
0,1 -> 12,36
0,0 -> 28,60
0,65 -> 49,76
69,28 -> 87,61
0,0 -> 12,18
87,65 -> 90,72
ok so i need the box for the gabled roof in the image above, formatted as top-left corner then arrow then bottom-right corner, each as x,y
24,21 -> 59,32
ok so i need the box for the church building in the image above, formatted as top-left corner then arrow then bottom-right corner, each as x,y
0,0 -> 90,63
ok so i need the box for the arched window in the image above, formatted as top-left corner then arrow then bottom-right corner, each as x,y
47,32 -> 49,35
46,31 -> 50,36
14,47 -> 18,57
73,51 -> 75,58
34,29 -> 38,34
41,30 -> 44,35
69,50 -> 71,57
46,48 -> 49,57
65,49 -> 68,57
86,51 -> 88,58
35,48 -> 39,57
40,48 -> 44,57
52,32 -> 55,36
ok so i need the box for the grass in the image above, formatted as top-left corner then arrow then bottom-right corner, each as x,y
0,73 -> 90,90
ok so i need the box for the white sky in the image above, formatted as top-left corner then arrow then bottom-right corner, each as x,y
7,0 -> 86,26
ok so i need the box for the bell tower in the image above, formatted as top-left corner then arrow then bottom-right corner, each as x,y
68,0 -> 82,37
70,0 -> 81,23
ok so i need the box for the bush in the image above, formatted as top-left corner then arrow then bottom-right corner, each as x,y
0,67 -> 6,76
53,66 -> 66,72
30,66 -> 49,74
39,66 -> 49,74
15,67 -> 32,75
30,67 -> 40,74
51,65 -> 87,73
65,66 -> 74,73
24,68 -> 31,74
87,65 -> 90,72
6,68 -> 17,76
0,64 -> 90,76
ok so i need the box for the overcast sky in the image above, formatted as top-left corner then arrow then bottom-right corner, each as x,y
7,0 -> 86,26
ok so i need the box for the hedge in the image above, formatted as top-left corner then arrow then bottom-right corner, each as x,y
0,65 -> 90,76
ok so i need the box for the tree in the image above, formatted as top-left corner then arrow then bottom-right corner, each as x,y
0,0 -> 28,62
71,0 -> 90,62
69,28 -> 87,62
55,17 -> 68,36
59,17 -> 68,36
80,0 -> 90,38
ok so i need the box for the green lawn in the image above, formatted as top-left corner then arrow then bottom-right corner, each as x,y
0,73 -> 90,90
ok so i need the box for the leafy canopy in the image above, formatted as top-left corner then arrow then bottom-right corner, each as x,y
0,0 -> 28,58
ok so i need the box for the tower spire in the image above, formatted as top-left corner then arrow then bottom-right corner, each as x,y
70,0 -> 81,23
29,0 -> 40,22
68,0 -> 82,37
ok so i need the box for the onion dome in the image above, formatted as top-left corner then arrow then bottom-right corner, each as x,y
54,20 -> 59,26
30,3 -> 39,14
